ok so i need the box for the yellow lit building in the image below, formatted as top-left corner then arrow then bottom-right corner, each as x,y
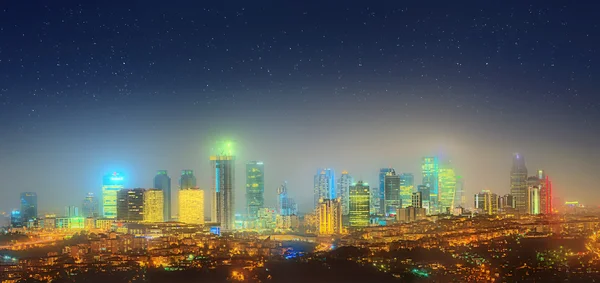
179,188 -> 204,224
144,189 -> 164,222
102,172 -> 125,218
349,181 -> 370,227
317,198 -> 342,235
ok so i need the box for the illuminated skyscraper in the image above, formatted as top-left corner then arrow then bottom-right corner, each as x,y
438,165 -> 457,213
102,172 -> 125,219
454,176 -> 465,208
277,182 -> 297,216
246,161 -> 265,219
143,189 -> 164,223
378,168 -> 394,215
179,170 -> 196,190
412,192 -> 422,208
64,206 -> 79,217
348,181 -> 370,227
383,169 -> 401,216
498,194 -> 516,214
417,185 -> 431,213
538,170 -> 553,214
474,190 -> 498,215
337,171 -> 353,215
82,193 -> 99,218
421,157 -> 439,213
510,153 -> 528,213
20,192 -> 38,224
317,198 -> 342,235
528,186 -> 540,215
314,168 -> 335,209
399,173 -> 414,208
179,188 -> 204,224
370,187 -> 380,215
117,188 -> 144,221
211,141 -> 235,230
10,210 -> 21,228
153,170 -> 171,221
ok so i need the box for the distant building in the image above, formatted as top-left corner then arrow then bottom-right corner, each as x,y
317,198 -> 342,235
399,173 -> 414,209
154,170 -> 171,221
454,176 -> 466,208
179,170 -> 197,190
277,182 -> 297,216
143,189 -> 164,223
10,210 -> 21,228
369,187 -> 380,215
474,190 -> 498,215
314,168 -> 335,210
276,215 -> 299,230
211,141 -> 235,230
20,192 -> 38,224
422,157 -> 439,213
179,188 -> 204,225
348,181 -> 370,228
82,193 -> 99,218
378,168 -> 394,215
438,164 -> 457,213
102,172 -> 125,219
337,171 -> 353,215
510,153 -> 528,213
498,194 -> 516,214
397,206 -> 427,223
246,161 -> 265,219
528,186 -> 541,215
417,185 -> 431,214
412,192 -> 423,208
384,169 -> 401,216
64,206 -> 79,217
538,170 -> 553,214
117,188 -> 144,221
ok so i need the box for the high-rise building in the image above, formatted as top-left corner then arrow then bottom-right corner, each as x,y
179,170 -> 196,190
399,173 -> 414,209
397,206 -> 427,223
246,161 -> 265,219
64,206 -> 79,217
510,153 -> 528,213
102,172 -> 125,219
317,198 -> 342,235
20,192 -> 38,224
211,141 -> 235,230
10,210 -> 21,228
498,194 -> 516,214
82,193 -> 99,218
412,192 -> 422,208
348,181 -> 370,228
277,182 -> 297,216
383,169 -> 401,216
417,185 -> 431,214
117,188 -> 144,221
438,165 -> 457,213
378,168 -> 394,215
179,188 -> 204,224
474,190 -> 498,215
454,176 -> 465,208
143,189 -> 164,223
537,170 -> 553,214
528,186 -> 541,215
154,170 -> 171,221
337,171 -> 353,215
314,168 -> 335,209
369,187 -> 380,215
422,157 -> 439,213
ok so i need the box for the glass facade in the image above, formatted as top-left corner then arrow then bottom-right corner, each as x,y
20,192 -> 38,224
337,171 -> 353,215
102,172 -> 125,219
179,188 -> 204,224
349,181 -> 370,227
82,192 -> 99,218
378,168 -> 394,215
211,151 -> 235,230
314,168 -> 335,209
384,169 -> 401,216
154,170 -> 171,221
510,153 -> 528,213
421,157 -> 439,213
399,173 -> 414,208
438,166 -> 457,213
116,188 -> 144,221
143,189 -> 164,223
245,161 -> 265,219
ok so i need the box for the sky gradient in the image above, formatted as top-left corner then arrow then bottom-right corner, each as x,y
0,1 -> 599,214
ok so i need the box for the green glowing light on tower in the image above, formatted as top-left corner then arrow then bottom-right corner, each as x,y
213,139 -> 235,156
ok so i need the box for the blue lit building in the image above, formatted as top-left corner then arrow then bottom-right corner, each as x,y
10,210 -> 21,228
154,170 -> 171,221
277,182 -> 297,216
379,168 -> 394,215
20,192 -> 38,224
314,168 -> 335,209
102,172 -> 125,218
421,157 -> 439,213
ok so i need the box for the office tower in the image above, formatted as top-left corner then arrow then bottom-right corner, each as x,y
438,165 -> 457,213
102,172 -> 125,218
11,210 -> 21,228
474,190 -> 498,215
20,192 -> 38,224
246,161 -> 265,219
314,168 -> 335,209
417,185 -> 431,214
383,169 -> 401,216
64,206 -> 79,217
211,141 -> 235,230
348,181 -> 370,227
422,157 -> 439,213
337,171 -> 353,215
143,189 -> 164,223
179,170 -> 197,190
454,176 -> 465,208
538,170 -> 553,214
412,192 -> 423,208
510,153 -> 528,213
154,170 -> 171,221
370,187 -> 380,215
82,193 -> 99,218
116,188 -> 145,221
277,182 -> 297,216
397,206 -> 427,223
179,188 -> 204,224
399,173 -> 414,209
528,186 -> 541,215
378,168 -> 394,215
317,198 -> 342,235
498,194 -> 516,213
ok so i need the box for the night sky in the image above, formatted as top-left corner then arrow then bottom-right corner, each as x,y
1,1 -> 598,215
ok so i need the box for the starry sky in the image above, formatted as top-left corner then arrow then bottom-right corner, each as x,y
0,1 -> 599,215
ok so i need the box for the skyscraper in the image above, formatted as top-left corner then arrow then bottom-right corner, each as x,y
82,193 -> 99,218
246,161 -> 265,219
510,153 -> 528,213
421,157 -> 439,213
179,170 -> 197,190
399,173 -> 414,209
143,189 -> 164,223
454,176 -> 465,208
337,171 -> 353,215
116,188 -> 144,221
317,198 -> 342,235
378,168 -> 394,215
474,190 -> 498,215
348,181 -> 370,227
383,169 -> 401,216
102,172 -> 125,219
277,182 -> 297,216
64,206 -> 79,217
417,185 -> 431,214
538,170 -> 553,214
20,192 -> 38,224
412,192 -> 422,208
179,188 -> 204,224
438,164 -> 457,213
369,186 -> 380,215
314,168 -> 335,209
528,186 -> 540,215
211,141 -> 235,230
154,170 -> 171,221
498,194 -> 516,214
